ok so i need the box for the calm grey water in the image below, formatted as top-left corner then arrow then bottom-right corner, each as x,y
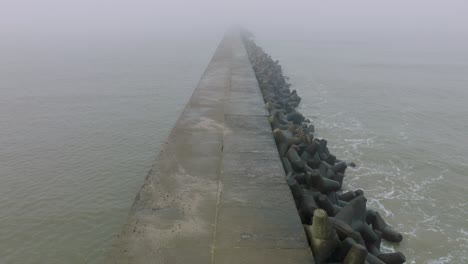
1,29 -> 467,264
0,32 -> 219,263
256,30 -> 468,263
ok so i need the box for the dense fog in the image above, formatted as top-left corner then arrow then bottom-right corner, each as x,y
2,0 -> 468,38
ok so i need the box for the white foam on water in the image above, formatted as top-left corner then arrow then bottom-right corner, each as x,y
427,254 -> 454,264
380,242 -> 396,253
455,237 -> 468,243
380,188 -> 396,200
368,198 -> 394,217
460,228 -> 468,236
403,227 -> 418,238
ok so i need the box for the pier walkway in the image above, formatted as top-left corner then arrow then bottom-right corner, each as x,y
107,30 -> 313,264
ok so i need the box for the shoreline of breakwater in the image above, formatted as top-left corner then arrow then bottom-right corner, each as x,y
242,30 -> 406,264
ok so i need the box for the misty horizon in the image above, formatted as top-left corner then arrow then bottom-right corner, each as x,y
2,0 -> 468,37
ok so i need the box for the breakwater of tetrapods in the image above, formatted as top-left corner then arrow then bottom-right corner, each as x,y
242,29 -> 405,264
106,28 -> 405,264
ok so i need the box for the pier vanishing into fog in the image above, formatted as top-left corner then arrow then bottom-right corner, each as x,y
3,2 -> 468,263
106,29 -> 313,263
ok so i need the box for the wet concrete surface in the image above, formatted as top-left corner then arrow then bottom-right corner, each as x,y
106,30 -> 313,264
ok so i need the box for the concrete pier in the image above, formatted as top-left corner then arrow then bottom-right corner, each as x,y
107,30 -> 313,264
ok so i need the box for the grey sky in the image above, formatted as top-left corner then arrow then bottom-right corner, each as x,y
1,0 -> 467,37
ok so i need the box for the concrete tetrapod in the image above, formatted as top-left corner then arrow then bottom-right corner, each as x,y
282,157 -> 294,178
287,145 -> 306,171
317,194 -> 339,217
343,243 -> 368,264
339,190 -> 364,202
341,237 -> 385,264
287,177 -> 304,206
335,196 -> 379,244
329,217 -> 366,245
375,252 -> 406,264
366,231 -> 405,264
304,169 -> 341,194
304,209 -> 340,263
273,128 -> 301,157
299,190 -> 320,225
366,209 -> 403,243
268,109 -> 291,130
319,161 -> 348,186
287,177 -> 320,225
